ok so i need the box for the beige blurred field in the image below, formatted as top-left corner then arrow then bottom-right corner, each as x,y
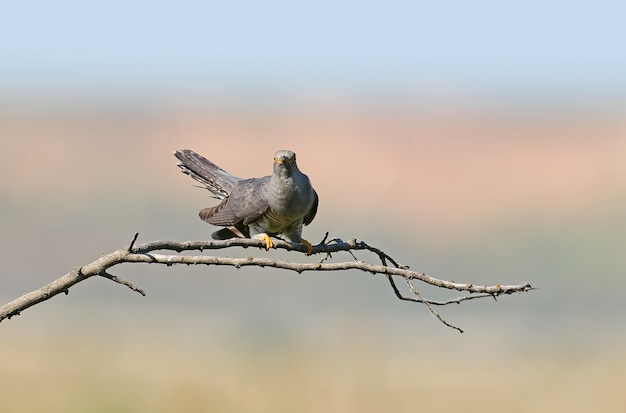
1,326 -> 624,413
1,103 -> 625,412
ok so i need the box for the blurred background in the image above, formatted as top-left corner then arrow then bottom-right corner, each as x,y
1,1 -> 625,412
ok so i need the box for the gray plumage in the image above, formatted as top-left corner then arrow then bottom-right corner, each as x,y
174,149 -> 318,246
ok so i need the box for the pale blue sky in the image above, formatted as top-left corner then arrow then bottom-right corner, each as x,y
1,0 -> 625,103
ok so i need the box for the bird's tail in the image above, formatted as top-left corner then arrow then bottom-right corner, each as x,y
174,149 -> 239,199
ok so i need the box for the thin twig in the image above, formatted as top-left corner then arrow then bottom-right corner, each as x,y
127,232 -> 140,253
100,271 -> 146,296
405,279 -> 464,333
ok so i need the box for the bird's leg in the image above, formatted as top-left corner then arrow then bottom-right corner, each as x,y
276,234 -> 313,255
250,231 -> 273,250
259,233 -> 273,250
300,238 -> 313,255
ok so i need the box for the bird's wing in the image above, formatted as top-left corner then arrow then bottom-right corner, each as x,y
303,188 -> 318,226
202,177 -> 270,226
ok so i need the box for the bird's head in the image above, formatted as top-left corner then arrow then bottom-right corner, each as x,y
273,150 -> 298,177
273,150 -> 297,165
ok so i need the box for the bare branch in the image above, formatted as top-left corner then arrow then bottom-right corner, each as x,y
0,234 -> 535,331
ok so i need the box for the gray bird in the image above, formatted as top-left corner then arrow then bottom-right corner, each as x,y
174,149 -> 318,254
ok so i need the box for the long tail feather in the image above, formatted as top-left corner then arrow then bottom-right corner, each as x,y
174,149 -> 239,199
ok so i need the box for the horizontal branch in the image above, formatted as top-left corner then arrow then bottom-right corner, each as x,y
124,252 -> 530,295
0,233 -> 535,331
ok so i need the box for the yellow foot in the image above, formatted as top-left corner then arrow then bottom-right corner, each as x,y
262,233 -> 273,250
301,239 -> 313,255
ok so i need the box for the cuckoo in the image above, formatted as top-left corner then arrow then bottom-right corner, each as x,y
174,149 -> 318,254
